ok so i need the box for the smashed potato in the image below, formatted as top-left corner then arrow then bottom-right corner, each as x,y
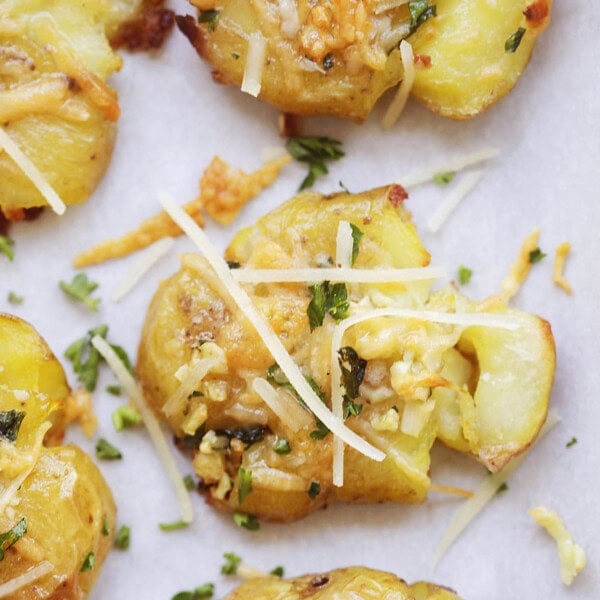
0,314 -> 115,598
177,0 -> 551,120
225,567 -> 461,599
137,186 -> 555,522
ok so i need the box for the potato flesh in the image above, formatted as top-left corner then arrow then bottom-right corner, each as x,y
225,567 -> 461,599
137,186 -> 554,522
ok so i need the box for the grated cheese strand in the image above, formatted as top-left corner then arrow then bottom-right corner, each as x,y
501,228 -> 540,302
111,237 -> 175,302
397,147 -> 499,189
241,33 -> 267,97
335,221 -> 353,269
331,307 -> 522,487
0,128 -> 66,215
0,561 -> 54,597
381,40 -> 415,129
427,170 -> 484,233
90,336 -> 194,523
252,378 -> 313,432
159,193 -> 385,462
231,266 -> 445,284
552,242 -> 573,295
433,409 -> 560,566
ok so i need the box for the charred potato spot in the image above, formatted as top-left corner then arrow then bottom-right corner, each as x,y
138,186 -> 554,522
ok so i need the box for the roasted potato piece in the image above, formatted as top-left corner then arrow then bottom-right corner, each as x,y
0,315 -> 115,598
225,567 -> 461,599
178,0 -> 550,120
410,0 -> 552,118
138,186 -> 554,522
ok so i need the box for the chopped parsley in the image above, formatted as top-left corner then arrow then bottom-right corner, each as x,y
528,247 -> 547,264
95,438 -> 122,460
81,551 -> 95,572
270,566 -> 284,577
188,390 -> 204,399
59,273 -> 101,312
106,385 -> 122,396
350,224 -> 363,266
408,0 -> 437,32
0,410 -> 25,443
339,346 -> 366,398
505,27 -> 526,53
238,467 -> 252,505
7,291 -> 23,305
198,9 -> 220,31
343,397 -> 363,419
457,265 -> 473,285
233,512 -> 260,531
308,481 -> 321,499
338,180 -> 350,193
285,136 -> 344,190
266,363 -> 324,410
172,583 -> 215,600
566,437 -> 578,448
112,405 -> 142,432
496,482 -> 509,494
159,520 -> 189,532
221,552 -> 242,575
273,438 -> 291,455
0,518 -> 26,561
433,171 -> 456,185
183,474 -> 196,491
102,516 -> 110,537
114,525 -> 130,549
307,282 -> 349,330
0,235 -> 15,261
310,421 -> 330,440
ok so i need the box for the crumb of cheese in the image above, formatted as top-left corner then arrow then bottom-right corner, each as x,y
529,505 -> 586,586
501,228 -> 539,302
64,387 -> 98,437
552,242 -> 573,295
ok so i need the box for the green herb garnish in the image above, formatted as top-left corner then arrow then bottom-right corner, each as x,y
0,236 -> 15,261
112,406 -> 142,432
81,551 -> 95,572
172,583 -> 215,600
307,282 -> 349,330
159,520 -> 189,532
433,171 -> 456,185
408,0 -> 436,31
270,566 -> 284,577
350,224 -> 363,266
114,525 -> 131,549
106,385 -> 122,396
221,552 -> 242,575
7,291 -> 23,305
496,482 -> 509,494
198,9 -> 220,31
233,513 -> 260,531
457,265 -> 473,285
238,467 -> 252,505
183,474 -> 196,491
343,397 -> 363,419
285,136 -> 344,190
505,27 -> 526,53
0,410 -> 25,443
0,518 -> 26,561
566,437 -> 578,448
59,273 -> 101,312
95,438 -> 122,460
338,347 -> 366,401
102,516 -> 110,537
273,439 -> 291,455
528,248 -> 547,264
308,481 -> 321,499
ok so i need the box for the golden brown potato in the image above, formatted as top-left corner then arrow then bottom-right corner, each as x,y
177,0 -> 551,120
0,314 -> 115,598
225,567 -> 461,599
137,186 -> 555,522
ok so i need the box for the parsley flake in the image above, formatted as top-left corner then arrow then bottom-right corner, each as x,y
81,551 -> 95,572
106,385 -> 122,396
114,525 -> 131,549
95,438 -> 122,460
0,518 -> 26,561
307,282 -> 349,330
7,291 -> 23,305
270,566 -> 284,577
233,512 -> 260,531
433,171 -> 456,185
505,27 -> 526,53
172,583 -> 215,600
457,265 -> 473,285
496,482 -> 509,494
102,516 -> 110,537
566,437 -> 578,448
273,439 -> 291,455
528,247 -> 547,264
343,397 -> 363,419
59,273 -> 101,312
221,552 -> 242,575
238,467 -> 252,505
0,235 -> 14,261
112,405 -> 142,432
285,136 -> 344,190
0,410 -> 25,443
159,520 -> 189,532
308,481 -> 321,499
183,474 -> 196,491
198,9 -> 220,31
408,0 -> 436,32
350,224 -> 363,266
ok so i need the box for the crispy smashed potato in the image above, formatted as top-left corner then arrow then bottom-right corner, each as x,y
138,186 -> 555,523
226,567 -> 461,599
0,313 -> 115,598
177,0 -> 551,121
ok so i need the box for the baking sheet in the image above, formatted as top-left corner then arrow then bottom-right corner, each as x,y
3,0 -> 599,597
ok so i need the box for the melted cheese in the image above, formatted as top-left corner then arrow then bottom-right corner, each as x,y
0,561 -> 54,597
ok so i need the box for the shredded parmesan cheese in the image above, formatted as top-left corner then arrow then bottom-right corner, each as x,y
335,221 -> 353,268
90,336 -> 194,524
241,33 -> 267,97
231,266 -> 445,284
397,147 -> 500,189
434,409 -> 560,566
0,561 -> 54,597
552,242 -> 573,295
159,193 -> 385,462
237,563 -> 268,580
111,238 -> 174,302
529,505 -> 586,585
427,170 -> 485,233
381,40 -> 415,129
501,228 -> 540,302
0,128 -> 66,215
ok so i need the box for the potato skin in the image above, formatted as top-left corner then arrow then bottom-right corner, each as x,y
225,567 -> 461,599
